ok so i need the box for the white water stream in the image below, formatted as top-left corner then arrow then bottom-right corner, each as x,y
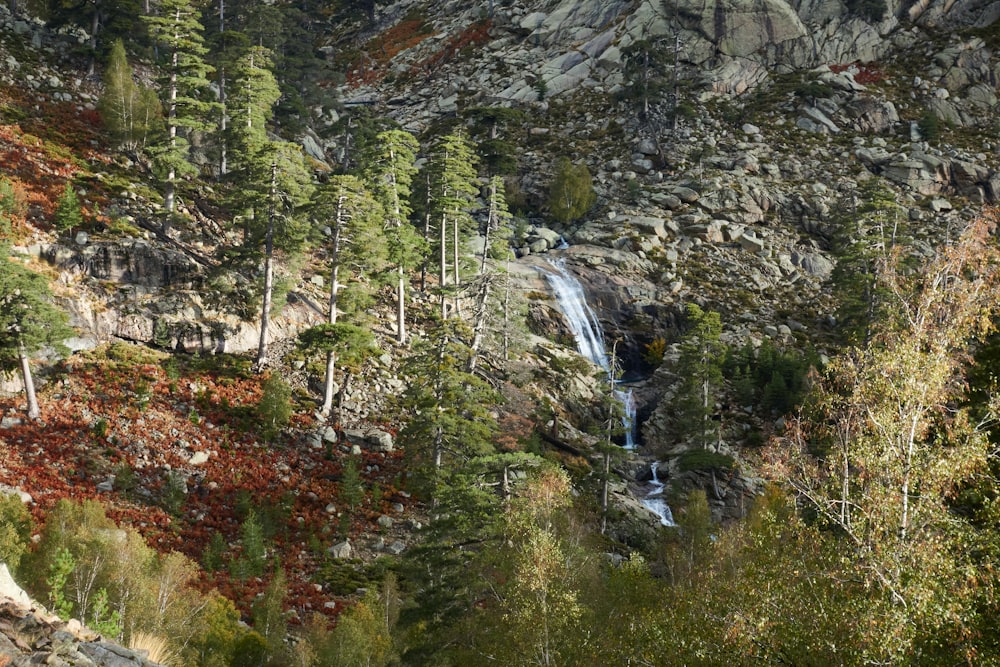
641,462 -> 676,526
542,259 -> 636,449
541,258 -> 675,526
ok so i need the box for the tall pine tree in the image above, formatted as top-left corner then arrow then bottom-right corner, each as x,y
303,175 -> 386,415
363,129 -> 424,345
144,0 -> 216,231
424,132 -> 479,319
0,252 -> 73,420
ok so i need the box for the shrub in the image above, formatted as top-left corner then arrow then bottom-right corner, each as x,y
547,157 -> 596,223
918,111 -> 941,142
677,448 -> 735,472
0,494 -> 33,572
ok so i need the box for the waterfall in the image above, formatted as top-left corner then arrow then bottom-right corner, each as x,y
641,462 -> 676,526
541,259 -> 637,449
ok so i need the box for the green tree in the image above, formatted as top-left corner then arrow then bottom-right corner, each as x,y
676,303 -> 726,448
830,179 -> 906,346
54,182 -> 83,233
547,157 -> 596,224
47,0 -> 142,75
256,373 -> 291,443
0,252 -> 73,420
144,0 -> 216,228
424,131 -> 479,319
398,318 -> 499,495
464,107 -> 525,176
251,567 -> 288,662
466,175 -> 512,373
246,142 -> 313,372
363,129 -> 424,345
225,46 -> 281,188
318,582 -> 397,666
304,175 -> 386,415
98,39 -> 162,154
0,494 -> 32,572
466,466 -> 587,666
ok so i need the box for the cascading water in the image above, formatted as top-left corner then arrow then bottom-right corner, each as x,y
542,259 -> 637,449
641,462 -> 676,526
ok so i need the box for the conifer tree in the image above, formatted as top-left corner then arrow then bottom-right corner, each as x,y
144,0 -> 216,230
676,304 -> 725,448
226,46 -> 280,174
830,178 -> 907,346
364,129 -> 423,345
0,251 -> 73,420
248,142 -> 313,372
466,175 -> 512,373
98,39 -> 162,154
424,131 -> 479,319
302,175 -> 386,415
398,318 -> 498,496
53,183 -> 83,233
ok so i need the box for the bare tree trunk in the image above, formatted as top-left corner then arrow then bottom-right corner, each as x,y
452,216 -> 461,317
18,339 -> 39,421
254,163 -> 277,373
396,268 -> 407,344
439,212 -> 448,319
321,195 -> 345,415
218,0 -> 227,176
466,275 -> 493,373
502,250 -> 511,361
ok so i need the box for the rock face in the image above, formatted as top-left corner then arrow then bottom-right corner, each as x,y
35,241 -> 322,355
0,576 -> 166,667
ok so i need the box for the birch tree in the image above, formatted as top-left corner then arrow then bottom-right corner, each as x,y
773,214 -> 1000,661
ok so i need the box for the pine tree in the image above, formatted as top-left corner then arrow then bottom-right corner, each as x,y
830,178 -> 907,346
302,175 -> 385,416
0,251 -> 73,420
364,129 -> 424,345
98,39 -> 162,153
242,141 -> 312,373
398,318 -> 499,496
424,131 -> 479,319
464,107 -> 525,176
466,175 -> 512,373
53,183 -> 83,233
49,0 -> 143,75
144,0 -> 217,230
676,304 -> 725,448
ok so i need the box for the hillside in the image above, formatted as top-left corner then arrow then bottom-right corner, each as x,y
1,0 -> 1000,663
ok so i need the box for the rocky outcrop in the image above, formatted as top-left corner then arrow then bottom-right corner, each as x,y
0,573 -> 165,667
33,241 -> 324,354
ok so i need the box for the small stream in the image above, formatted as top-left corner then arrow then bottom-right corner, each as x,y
641,462 -> 676,526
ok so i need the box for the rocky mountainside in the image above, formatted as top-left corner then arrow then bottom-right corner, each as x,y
318,0 -> 1000,516
2,0 -> 1000,647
